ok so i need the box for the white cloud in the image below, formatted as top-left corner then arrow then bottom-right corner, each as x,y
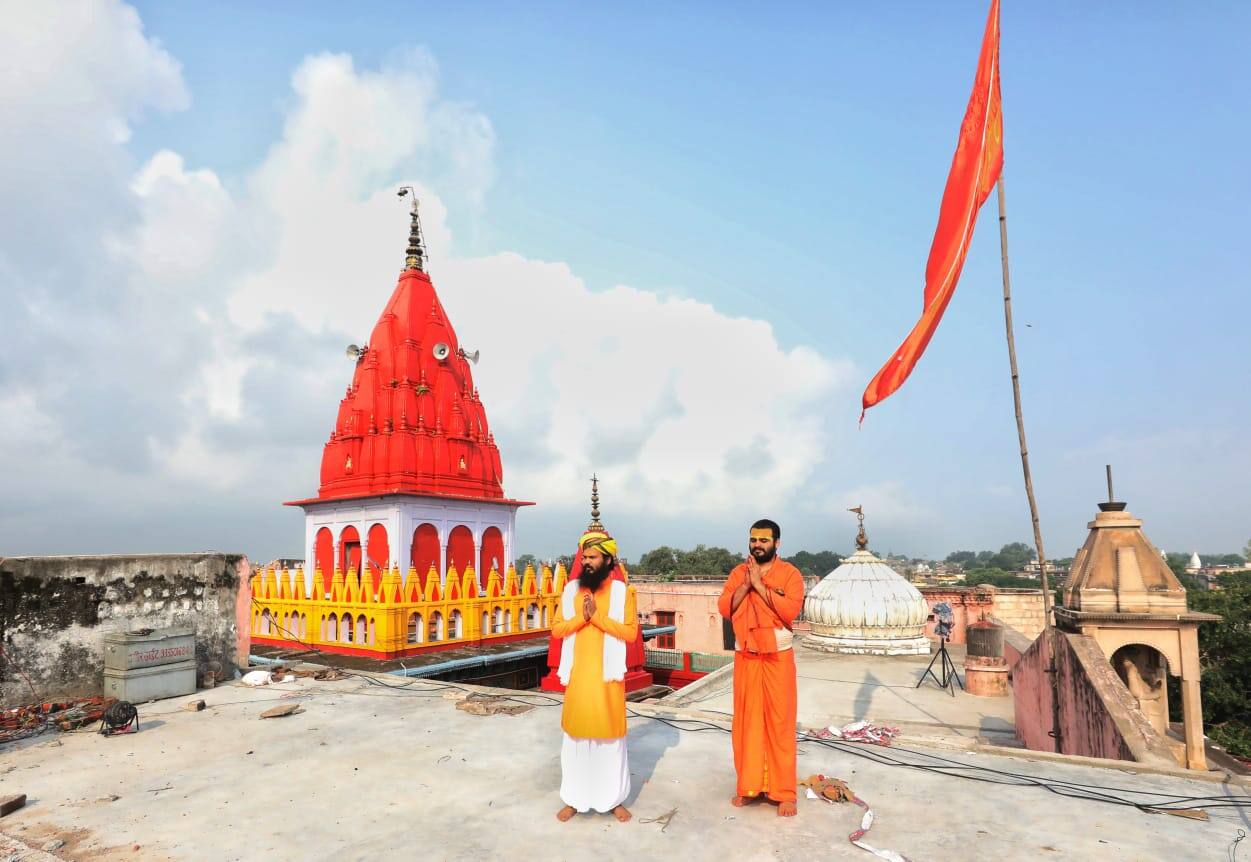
435,256 -> 853,512
0,1 -> 852,557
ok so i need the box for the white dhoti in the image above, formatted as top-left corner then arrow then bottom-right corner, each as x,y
559,733 -> 630,813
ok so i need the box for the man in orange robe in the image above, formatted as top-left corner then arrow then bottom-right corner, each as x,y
553,528 -> 639,823
718,518 -> 805,817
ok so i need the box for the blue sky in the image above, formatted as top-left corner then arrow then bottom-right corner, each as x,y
3,2 -> 1248,563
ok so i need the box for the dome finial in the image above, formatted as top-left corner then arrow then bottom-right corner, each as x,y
849,505 -> 868,551
588,474 -> 603,531
397,186 -> 426,272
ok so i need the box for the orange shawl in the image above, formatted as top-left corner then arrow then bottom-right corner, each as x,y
718,560 -> 805,654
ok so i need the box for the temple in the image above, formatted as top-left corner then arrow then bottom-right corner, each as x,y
250,194 -> 558,657
802,508 -> 931,656
1052,495 -> 1220,769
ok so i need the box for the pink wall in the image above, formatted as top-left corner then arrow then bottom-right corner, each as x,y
918,587 -> 995,644
633,581 -> 730,654
235,556 -> 253,667
1012,630 -> 1176,767
1012,629 -> 1057,754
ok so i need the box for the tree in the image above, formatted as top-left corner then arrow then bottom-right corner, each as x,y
684,545 -> 740,578
1244,539 -> 1251,565
515,554 -> 540,573
945,550 -> 978,568
962,568 -> 1039,590
1165,553 -> 1191,579
991,542 -> 1034,572
635,546 -> 681,578
1170,572 -> 1251,758
786,550 -> 845,577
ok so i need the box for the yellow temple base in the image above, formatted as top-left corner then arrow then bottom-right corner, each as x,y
249,561 -> 565,659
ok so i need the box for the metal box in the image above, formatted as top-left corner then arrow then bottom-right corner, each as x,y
103,627 -> 196,672
103,659 -> 196,703
102,627 -> 197,703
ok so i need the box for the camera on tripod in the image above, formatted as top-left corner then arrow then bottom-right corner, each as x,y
917,602 -> 962,696
928,601 -> 955,639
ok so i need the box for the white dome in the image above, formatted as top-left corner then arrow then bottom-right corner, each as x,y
803,548 -> 931,656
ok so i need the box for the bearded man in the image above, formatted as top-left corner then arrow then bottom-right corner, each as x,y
553,526 -> 639,823
717,518 -> 805,816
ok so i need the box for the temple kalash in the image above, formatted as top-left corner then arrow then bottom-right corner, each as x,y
246,195 -> 650,690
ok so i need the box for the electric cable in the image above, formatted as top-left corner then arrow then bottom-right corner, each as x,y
248,596 -> 1251,814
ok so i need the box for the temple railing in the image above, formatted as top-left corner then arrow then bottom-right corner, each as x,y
249,561 -> 566,658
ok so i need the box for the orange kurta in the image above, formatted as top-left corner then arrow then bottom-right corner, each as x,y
718,561 -> 804,803
553,580 -> 639,740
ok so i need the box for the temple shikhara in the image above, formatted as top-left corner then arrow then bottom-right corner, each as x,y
249,196 -> 563,657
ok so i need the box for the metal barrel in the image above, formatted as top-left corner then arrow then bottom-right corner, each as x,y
966,620 -> 1004,658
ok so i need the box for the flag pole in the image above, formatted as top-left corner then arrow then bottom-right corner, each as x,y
996,173 -> 1061,752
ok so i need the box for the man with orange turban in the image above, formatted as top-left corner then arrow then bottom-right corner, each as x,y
718,518 -> 805,816
553,524 -> 639,823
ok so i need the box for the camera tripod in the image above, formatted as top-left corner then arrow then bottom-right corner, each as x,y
916,636 -> 963,697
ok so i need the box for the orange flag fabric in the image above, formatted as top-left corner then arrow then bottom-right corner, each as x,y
861,0 -> 1003,420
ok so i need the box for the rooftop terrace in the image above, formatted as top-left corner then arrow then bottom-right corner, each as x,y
2,659 -> 1248,861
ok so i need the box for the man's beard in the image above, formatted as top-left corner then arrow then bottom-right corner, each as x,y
578,561 -> 612,592
751,547 -> 777,563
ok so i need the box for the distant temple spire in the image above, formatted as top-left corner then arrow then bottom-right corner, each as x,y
587,474 -> 604,532
399,186 -> 426,272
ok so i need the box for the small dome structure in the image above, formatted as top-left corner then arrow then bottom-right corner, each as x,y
803,508 -> 930,656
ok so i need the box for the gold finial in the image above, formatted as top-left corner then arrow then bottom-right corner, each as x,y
587,474 -> 604,531
398,186 -> 426,271
848,505 -> 868,551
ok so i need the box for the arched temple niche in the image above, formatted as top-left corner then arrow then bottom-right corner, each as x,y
1111,644 -> 1171,736
480,527 -> 505,582
340,526 -> 362,576
447,525 -> 475,580
314,527 -> 334,577
367,523 -> 390,582
411,523 -> 440,588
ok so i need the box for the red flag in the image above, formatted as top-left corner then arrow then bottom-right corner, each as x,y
861,0 -> 1003,420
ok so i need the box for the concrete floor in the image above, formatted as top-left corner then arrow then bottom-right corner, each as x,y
2,672 -> 1246,861
678,643 -> 1020,747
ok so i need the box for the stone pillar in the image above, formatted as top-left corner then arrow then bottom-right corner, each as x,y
438,525 -> 448,587
473,531 -> 483,590
1179,624 -> 1206,770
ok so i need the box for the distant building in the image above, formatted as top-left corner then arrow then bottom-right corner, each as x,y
1020,559 -> 1067,581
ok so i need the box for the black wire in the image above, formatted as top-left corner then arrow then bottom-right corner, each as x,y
251,597 -> 1250,813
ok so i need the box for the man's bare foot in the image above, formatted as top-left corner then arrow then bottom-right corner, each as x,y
556,805 -> 577,822
611,804 -> 632,822
777,801 -> 798,817
730,794 -> 758,807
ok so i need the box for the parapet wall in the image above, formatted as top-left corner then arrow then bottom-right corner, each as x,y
988,589 -> 1046,640
0,553 -> 245,706
1012,630 -> 1177,768
918,586 -> 1046,644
